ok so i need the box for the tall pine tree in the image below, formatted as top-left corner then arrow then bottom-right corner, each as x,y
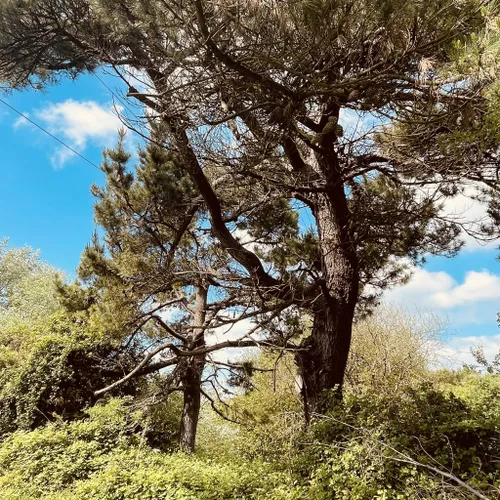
1,0 -> 499,413
68,131 -> 300,450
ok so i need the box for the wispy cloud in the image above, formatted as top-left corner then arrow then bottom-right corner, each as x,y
13,112 -> 31,128
437,333 -> 500,369
14,99 -> 123,168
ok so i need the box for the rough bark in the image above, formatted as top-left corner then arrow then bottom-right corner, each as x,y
179,284 -> 207,452
296,145 -> 359,415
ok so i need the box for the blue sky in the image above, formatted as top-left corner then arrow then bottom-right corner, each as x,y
1,73 -> 499,366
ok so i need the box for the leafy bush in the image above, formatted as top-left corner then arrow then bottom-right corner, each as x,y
304,381 -> 500,499
1,370 -> 498,500
210,348 -> 499,499
212,308 -> 444,466
449,371 -> 500,422
0,313 -> 142,436
0,399 -> 142,496
0,399 -> 301,500
198,353 -> 303,466
1,302 -> 498,500
346,306 -> 443,394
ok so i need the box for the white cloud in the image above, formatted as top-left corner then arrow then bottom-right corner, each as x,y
413,181 -> 497,253
437,334 -> 500,369
13,113 -> 31,128
439,184 -> 484,219
232,228 -> 259,253
339,108 -> 379,138
232,228 -> 280,259
383,266 -> 454,310
37,100 -> 123,148
433,270 -> 500,308
15,99 -> 123,168
438,183 -> 496,252
382,264 -> 500,367
383,266 -> 500,326
123,66 -> 154,94
206,317 -> 259,363
158,306 -> 183,324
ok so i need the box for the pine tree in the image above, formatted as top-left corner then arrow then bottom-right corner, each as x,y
1,0 -> 500,414
67,131 -> 300,450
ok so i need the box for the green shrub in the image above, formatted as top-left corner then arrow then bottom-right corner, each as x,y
346,307 -> 443,394
304,381 -> 500,499
449,371 -> 500,423
0,313 -> 141,436
198,353 -> 303,466
0,399 -> 301,500
46,451 -> 301,500
0,399 -> 142,494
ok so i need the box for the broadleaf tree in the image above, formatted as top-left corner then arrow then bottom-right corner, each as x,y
0,238 -> 61,326
1,0 -> 500,415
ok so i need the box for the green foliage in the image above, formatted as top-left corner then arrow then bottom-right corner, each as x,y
346,307 -> 443,394
199,318 -> 500,499
0,238 -> 62,327
47,452 -> 298,500
0,241 -> 127,435
140,391 -> 184,451
214,354 -> 303,465
447,371 -> 500,423
351,178 -> 462,300
0,319 -> 498,499
0,243 -> 126,435
0,400 -> 299,500
305,381 -> 500,499
0,312 -> 141,436
1,0 -> 499,495
305,433 -> 439,500
212,309 -> 445,465
0,399 -> 141,498
449,10 -> 500,84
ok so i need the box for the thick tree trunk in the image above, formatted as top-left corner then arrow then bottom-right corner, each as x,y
297,293 -> 357,415
179,284 -> 207,452
297,148 -> 359,415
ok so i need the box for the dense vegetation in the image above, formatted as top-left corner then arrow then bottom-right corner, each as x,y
1,374 -> 499,500
1,0 -> 500,497
0,243 -> 499,498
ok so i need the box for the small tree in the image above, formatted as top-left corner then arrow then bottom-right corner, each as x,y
63,132 -> 300,450
0,238 -> 61,326
346,306 -> 444,394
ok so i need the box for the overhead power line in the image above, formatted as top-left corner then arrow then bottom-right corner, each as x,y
0,97 -> 101,171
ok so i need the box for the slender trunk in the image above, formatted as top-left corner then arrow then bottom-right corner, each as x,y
297,148 -> 359,415
179,284 -> 207,452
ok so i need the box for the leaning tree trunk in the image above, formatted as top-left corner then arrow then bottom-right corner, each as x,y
179,284 -> 208,452
296,148 -> 359,416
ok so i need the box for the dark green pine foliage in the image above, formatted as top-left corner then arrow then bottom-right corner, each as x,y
65,131 -> 306,450
349,175 -> 463,310
67,131 -> 212,450
1,0 -> 499,414
81,132 -> 197,298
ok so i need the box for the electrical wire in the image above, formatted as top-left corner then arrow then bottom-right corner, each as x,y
0,97 -> 101,171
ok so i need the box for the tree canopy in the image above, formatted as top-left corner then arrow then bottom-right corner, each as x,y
1,0 -> 500,448
0,238 -> 61,326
